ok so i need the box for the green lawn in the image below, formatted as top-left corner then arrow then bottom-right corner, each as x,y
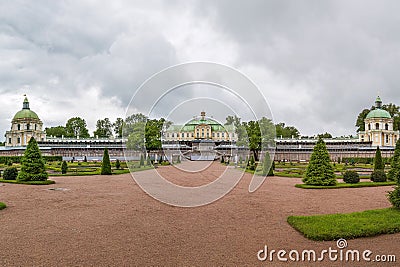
0,179 -> 55,185
295,181 -> 396,189
0,202 -> 6,210
288,208 -> 400,241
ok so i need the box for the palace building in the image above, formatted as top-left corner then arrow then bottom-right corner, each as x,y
1,95 -> 398,161
5,96 -> 46,147
358,96 -> 399,147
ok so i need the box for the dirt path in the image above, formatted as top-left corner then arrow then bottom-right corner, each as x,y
0,162 -> 398,266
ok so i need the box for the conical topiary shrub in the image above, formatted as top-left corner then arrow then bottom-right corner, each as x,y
303,138 -> 336,186
17,137 -> 48,181
101,148 -> 112,175
388,140 -> 400,181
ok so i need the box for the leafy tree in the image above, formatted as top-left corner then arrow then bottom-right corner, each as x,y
145,118 -> 165,152
371,169 -> 387,182
317,132 -> 332,138
388,139 -> 400,181
101,148 -> 112,175
66,117 -> 90,138
17,137 -> 48,181
355,108 -> 372,132
94,118 -> 113,138
113,118 -> 124,138
248,154 -> 256,171
343,170 -> 360,184
303,138 -> 336,186
61,161 -> 68,174
45,126 -> 67,137
374,147 -> 384,171
261,152 -> 274,176
275,122 -> 300,138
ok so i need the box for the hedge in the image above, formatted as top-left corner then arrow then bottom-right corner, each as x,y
341,157 -> 391,165
0,156 -> 62,164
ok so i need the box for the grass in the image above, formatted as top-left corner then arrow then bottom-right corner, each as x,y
287,208 -> 400,241
0,179 -> 55,185
0,202 -> 6,210
295,181 -> 396,189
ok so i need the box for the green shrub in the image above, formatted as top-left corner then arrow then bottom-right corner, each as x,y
140,155 -> 144,167
146,156 -> 151,166
388,140 -> 400,181
61,161 -> 68,174
101,148 -> 112,175
248,155 -> 255,171
303,138 -> 336,186
371,170 -> 387,182
115,159 -> 121,170
388,186 -> 400,209
17,137 -> 48,181
374,147 -> 385,171
343,170 -> 360,184
3,167 -> 18,180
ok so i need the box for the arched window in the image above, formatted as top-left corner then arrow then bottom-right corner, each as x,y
17,137 -> 21,143
27,124 -> 30,130
35,124 -> 37,130
197,133 -> 199,138
386,135 -> 389,143
376,123 -> 380,130
368,124 -> 371,130
385,123 -> 389,130
17,124 -> 20,130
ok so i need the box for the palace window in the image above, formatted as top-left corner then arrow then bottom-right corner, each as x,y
177,133 -> 179,138
17,137 -> 21,143
207,133 -> 209,138
35,124 -> 37,130
192,133 -> 194,137
8,138 -> 11,144
213,133 -> 215,137
222,132 -> 225,137
202,133 -> 204,137
368,124 -> 371,130
385,123 -> 389,130
197,133 -> 199,138
386,135 -> 389,143
375,123 -> 379,130
172,133 -> 175,138
27,124 -> 30,130
167,133 -> 169,138
17,124 -> 20,130
217,133 -> 220,137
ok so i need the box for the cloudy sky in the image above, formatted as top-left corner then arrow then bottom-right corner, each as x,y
1,0 -> 400,137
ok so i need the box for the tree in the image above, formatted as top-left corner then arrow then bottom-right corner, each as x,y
388,139 -> 400,181
145,118 -> 165,152
355,108 -> 372,132
66,117 -> 90,138
317,132 -> 332,139
94,118 -> 113,138
61,161 -> 68,174
275,122 -> 300,138
262,152 -> 274,176
303,138 -> 336,186
113,118 -> 124,138
374,146 -> 384,171
17,137 -> 48,181
146,155 -> 151,166
45,126 -> 67,137
101,148 -> 112,175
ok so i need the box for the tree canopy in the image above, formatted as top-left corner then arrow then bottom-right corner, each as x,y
94,118 -> 113,138
45,126 -> 67,137
17,137 -> 48,181
66,117 -> 90,138
275,122 -> 300,138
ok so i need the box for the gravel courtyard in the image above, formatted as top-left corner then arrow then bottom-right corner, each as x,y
0,162 -> 398,266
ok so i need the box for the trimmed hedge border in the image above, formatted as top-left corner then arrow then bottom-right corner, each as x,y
0,156 -> 62,164
295,181 -> 396,189
0,179 -> 55,185
0,202 -> 6,210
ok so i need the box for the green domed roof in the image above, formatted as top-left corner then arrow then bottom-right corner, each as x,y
13,109 -> 39,120
366,109 -> 391,119
12,96 -> 40,120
